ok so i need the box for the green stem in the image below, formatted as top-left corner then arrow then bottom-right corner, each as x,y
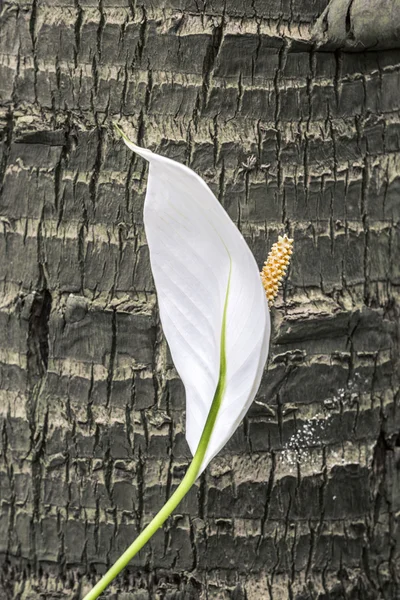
83,262 -> 231,600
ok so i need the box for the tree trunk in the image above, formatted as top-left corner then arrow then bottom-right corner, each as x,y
0,0 -> 399,598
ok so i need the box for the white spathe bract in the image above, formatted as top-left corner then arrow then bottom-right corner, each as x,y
122,133 -> 270,473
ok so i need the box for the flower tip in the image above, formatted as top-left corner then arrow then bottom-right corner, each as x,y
113,121 -> 125,138
114,125 -> 153,162
114,123 -> 136,148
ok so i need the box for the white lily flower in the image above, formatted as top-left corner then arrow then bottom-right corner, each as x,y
119,127 -> 271,473
83,127 -> 273,600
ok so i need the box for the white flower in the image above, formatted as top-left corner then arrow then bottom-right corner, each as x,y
118,127 -> 270,474
83,127 -> 276,600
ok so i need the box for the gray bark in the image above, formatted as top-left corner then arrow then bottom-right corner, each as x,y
312,0 -> 400,51
0,0 -> 399,598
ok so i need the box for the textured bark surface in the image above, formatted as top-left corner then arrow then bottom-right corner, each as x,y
312,0 -> 400,51
0,0 -> 399,598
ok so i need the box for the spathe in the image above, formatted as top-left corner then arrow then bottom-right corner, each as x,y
117,125 -> 270,473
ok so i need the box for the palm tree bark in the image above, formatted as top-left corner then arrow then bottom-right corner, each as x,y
0,0 -> 399,598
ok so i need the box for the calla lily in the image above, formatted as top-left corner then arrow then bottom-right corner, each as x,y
83,127 -> 271,600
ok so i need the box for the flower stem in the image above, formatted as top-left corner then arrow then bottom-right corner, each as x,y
83,263 -> 231,600
82,394 -> 219,600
